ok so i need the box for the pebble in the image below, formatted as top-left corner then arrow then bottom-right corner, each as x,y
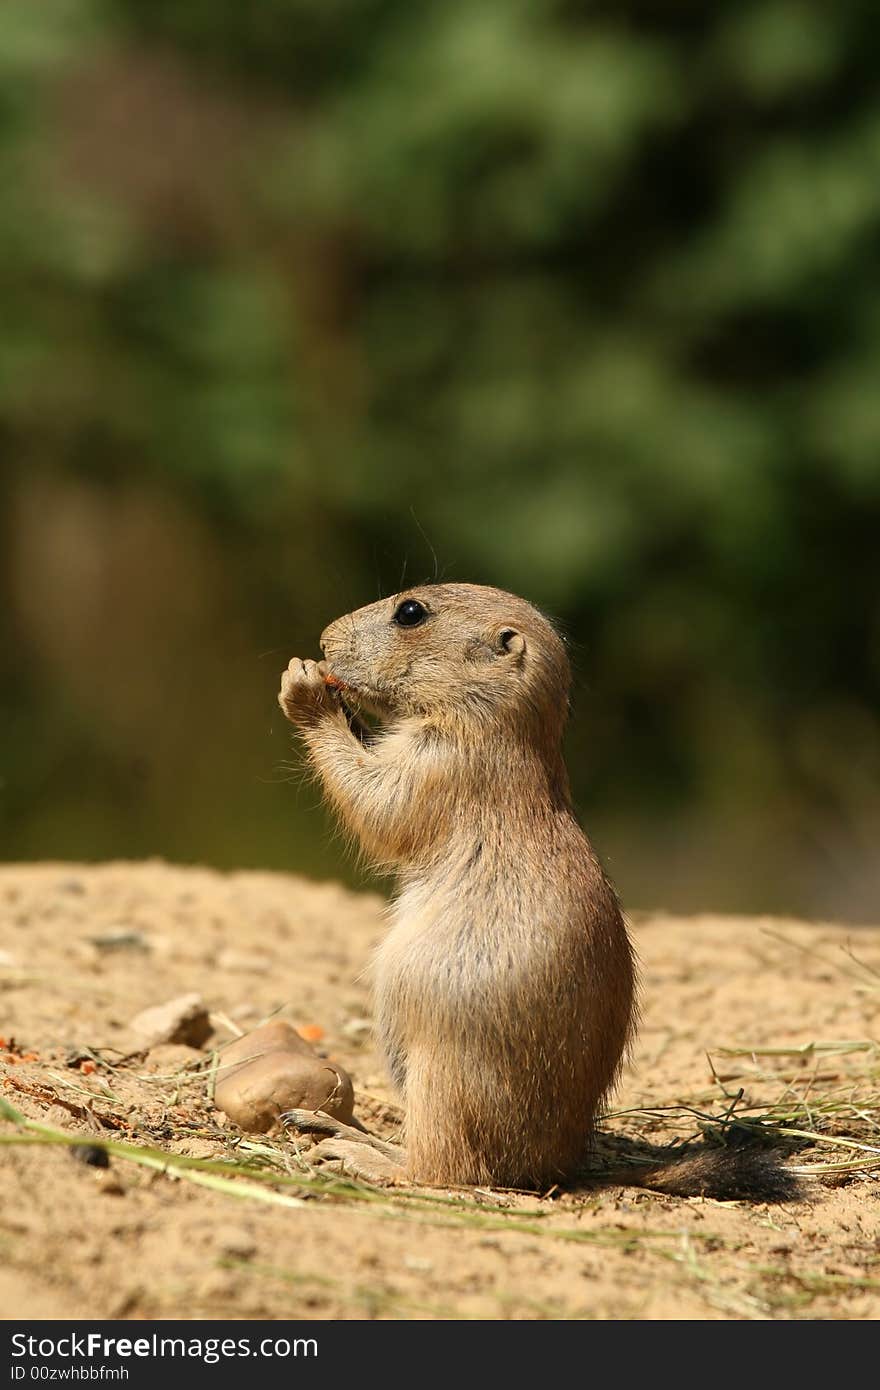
214,1019 -> 354,1133
216,949 -> 272,974
129,993 -> 212,1049
71,1144 -> 110,1169
230,1004 -> 260,1023
140,1043 -> 204,1073
55,878 -> 86,896
96,1175 -> 126,1197
215,1227 -> 257,1259
89,929 -> 150,952
342,1017 -> 372,1041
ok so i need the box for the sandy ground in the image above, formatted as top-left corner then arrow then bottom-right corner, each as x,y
1,860 -> 879,1322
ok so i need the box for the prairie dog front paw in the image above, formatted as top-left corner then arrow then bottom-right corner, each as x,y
278,657 -> 335,726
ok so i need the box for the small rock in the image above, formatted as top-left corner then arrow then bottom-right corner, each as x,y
97,1176 -> 126,1197
215,1227 -> 257,1259
89,929 -> 150,953
342,1017 -> 372,1041
216,949 -> 271,974
64,1048 -> 93,1069
140,1043 -> 204,1073
230,1004 -> 260,1023
177,1138 -> 220,1159
214,1019 -> 354,1134
71,1144 -> 110,1169
193,1272 -> 237,1301
56,878 -> 86,896
129,993 -> 212,1049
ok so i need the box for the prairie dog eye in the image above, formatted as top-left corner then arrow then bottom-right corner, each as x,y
393,598 -> 428,627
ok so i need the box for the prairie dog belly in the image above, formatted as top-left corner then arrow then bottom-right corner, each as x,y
373,874 -> 596,1093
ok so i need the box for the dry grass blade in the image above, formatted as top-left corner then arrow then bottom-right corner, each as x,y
761,930 -> 880,991
0,1095 -> 307,1208
712,1040 -> 878,1059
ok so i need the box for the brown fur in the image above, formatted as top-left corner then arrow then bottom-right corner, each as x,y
278,582 -> 637,1188
624,1149 -> 798,1201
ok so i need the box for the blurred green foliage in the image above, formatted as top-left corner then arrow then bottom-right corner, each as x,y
1,0 -> 878,917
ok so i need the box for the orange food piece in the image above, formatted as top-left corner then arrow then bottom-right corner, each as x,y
80,1060 -> 96,1074
296,1023 -> 325,1043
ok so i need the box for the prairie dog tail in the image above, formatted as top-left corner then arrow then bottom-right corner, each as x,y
616,1147 -> 799,1201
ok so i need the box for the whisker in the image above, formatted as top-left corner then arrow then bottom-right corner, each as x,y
409,506 -> 440,582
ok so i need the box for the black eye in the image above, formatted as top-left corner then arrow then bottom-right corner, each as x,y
393,599 -> 427,627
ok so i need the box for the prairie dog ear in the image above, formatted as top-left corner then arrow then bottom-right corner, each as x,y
496,628 -> 526,659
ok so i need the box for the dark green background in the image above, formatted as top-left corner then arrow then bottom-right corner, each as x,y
2,1 -> 879,919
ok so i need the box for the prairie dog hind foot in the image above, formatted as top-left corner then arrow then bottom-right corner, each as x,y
312,1139 -> 406,1185
284,1108 -> 407,1185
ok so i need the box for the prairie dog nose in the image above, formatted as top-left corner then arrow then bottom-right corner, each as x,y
320,617 -> 344,652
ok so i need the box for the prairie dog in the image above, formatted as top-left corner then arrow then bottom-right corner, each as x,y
278,582 -> 636,1187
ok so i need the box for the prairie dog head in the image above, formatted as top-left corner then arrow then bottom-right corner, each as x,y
320,583 -> 570,743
